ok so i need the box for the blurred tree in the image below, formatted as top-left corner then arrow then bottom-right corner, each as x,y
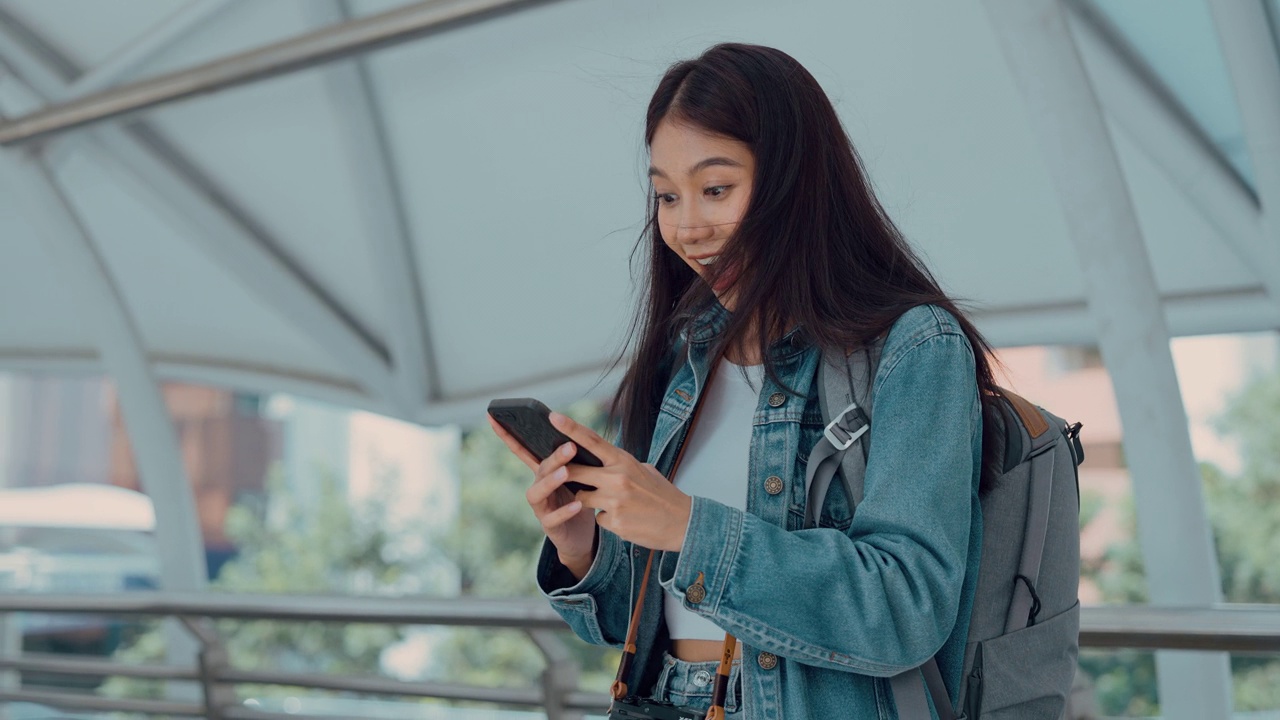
430,399 -> 622,693
104,463 -> 414,704
1079,366 -> 1280,715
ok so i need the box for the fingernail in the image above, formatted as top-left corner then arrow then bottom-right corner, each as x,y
555,467 -> 567,480
549,412 -> 565,425
561,443 -> 575,458
568,501 -> 581,511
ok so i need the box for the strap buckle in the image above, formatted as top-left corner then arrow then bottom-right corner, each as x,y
824,402 -> 869,451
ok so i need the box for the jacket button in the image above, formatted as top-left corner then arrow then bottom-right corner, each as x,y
767,392 -> 786,407
757,651 -> 778,670
764,476 -> 783,495
633,547 -> 642,558
686,583 -> 707,604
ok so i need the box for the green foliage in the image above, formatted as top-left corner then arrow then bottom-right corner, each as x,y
1078,491 -> 1158,716
1079,365 -> 1280,715
106,398 -> 625,715
105,463 -> 416,705
1078,488 -> 1104,532
429,399 -> 622,693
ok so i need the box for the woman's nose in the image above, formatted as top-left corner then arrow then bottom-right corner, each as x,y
674,211 -> 716,244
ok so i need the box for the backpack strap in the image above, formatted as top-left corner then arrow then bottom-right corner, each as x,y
805,344 -> 878,529
891,662 -> 954,720
1000,390 -> 1058,633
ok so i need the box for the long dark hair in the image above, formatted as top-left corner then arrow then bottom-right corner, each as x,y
611,43 -> 1003,494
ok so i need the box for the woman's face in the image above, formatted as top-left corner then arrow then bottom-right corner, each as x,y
649,118 -> 755,309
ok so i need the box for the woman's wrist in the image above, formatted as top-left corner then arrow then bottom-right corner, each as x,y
559,527 -> 601,581
560,553 -> 594,581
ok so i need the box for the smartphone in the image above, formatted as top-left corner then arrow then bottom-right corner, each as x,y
487,398 -> 602,493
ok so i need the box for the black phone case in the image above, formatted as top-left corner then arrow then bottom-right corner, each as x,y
487,398 -> 602,493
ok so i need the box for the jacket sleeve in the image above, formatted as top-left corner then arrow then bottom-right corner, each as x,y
535,524 -> 632,650
656,330 -> 981,676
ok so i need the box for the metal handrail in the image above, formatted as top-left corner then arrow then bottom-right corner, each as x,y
0,591 -> 570,627
0,592 -> 1277,719
1080,603 -> 1280,654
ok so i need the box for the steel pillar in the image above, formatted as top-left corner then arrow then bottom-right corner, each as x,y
0,147 -> 206,689
981,2 -> 1233,717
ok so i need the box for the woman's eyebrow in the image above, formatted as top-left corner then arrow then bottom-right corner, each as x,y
648,156 -> 744,179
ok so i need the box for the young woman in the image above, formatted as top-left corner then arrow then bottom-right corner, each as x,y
490,43 -> 1001,719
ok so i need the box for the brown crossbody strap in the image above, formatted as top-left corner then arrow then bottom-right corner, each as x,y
609,360 -> 739,720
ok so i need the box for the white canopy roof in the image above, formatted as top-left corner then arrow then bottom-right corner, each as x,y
0,0 -> 1274,427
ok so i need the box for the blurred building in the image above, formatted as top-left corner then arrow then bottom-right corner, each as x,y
0,376 -> 281,578
995,333 -> 1280,603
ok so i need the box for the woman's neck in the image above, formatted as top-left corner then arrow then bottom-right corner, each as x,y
722,323 -> 764,365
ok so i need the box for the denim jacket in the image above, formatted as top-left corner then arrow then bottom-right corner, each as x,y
536,303 -> 984,720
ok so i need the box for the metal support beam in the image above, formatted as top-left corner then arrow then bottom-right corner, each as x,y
972,285 -> 1280,348
1065,0 -> 1278,304
179,617 -> 236,718
64,0 -> 238,100
981,2 -> 1233,718
0,13 -> 400,408
0,0 -> 563,146
528,629 -> 583,720
0,614 -> 17,720
310,0 -> 438,416
1210,1 -> 1280,249
0,152 -> 209,588
0,147 -> 207,682
417,362 -> 624,427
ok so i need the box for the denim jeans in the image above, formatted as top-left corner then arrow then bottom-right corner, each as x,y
648,650 -> 744,718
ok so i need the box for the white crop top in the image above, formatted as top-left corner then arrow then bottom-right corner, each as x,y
664,357 -> 763,641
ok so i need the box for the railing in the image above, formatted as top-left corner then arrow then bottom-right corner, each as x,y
0,593 -> 1278,719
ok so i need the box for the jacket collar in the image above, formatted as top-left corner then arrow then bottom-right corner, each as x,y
680,300 -> 810,363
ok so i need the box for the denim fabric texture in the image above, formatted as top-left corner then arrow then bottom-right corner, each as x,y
535,303 -> 984,720
649,650 -> 744,717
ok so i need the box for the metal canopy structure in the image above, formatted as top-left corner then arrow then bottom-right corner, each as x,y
0,0 -> 1276,423
1,1 -> 1278,718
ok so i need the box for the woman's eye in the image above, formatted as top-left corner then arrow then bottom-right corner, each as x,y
705,185 -> 730,198
655,193 -> 677,205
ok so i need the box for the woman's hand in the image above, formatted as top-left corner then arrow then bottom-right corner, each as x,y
489,415 -> 598,567
545,412 -> 693,553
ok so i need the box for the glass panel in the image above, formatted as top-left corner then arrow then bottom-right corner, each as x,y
1089,0 -> 1257,187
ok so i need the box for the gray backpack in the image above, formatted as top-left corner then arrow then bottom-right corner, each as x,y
804,343 -> 1083,719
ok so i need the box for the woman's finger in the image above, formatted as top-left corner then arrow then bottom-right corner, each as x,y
540,498 -> 584,530
534,441 -> 576,482
548,412 -> 622,465
487,415 -> 540,470
527,464 -> 609,507
527,464 -> 577,507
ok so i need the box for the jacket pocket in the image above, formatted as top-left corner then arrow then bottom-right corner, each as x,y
966,599 -> 1079,718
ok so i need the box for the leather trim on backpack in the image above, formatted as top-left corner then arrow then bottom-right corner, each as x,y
1001,389 -> 1050,438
